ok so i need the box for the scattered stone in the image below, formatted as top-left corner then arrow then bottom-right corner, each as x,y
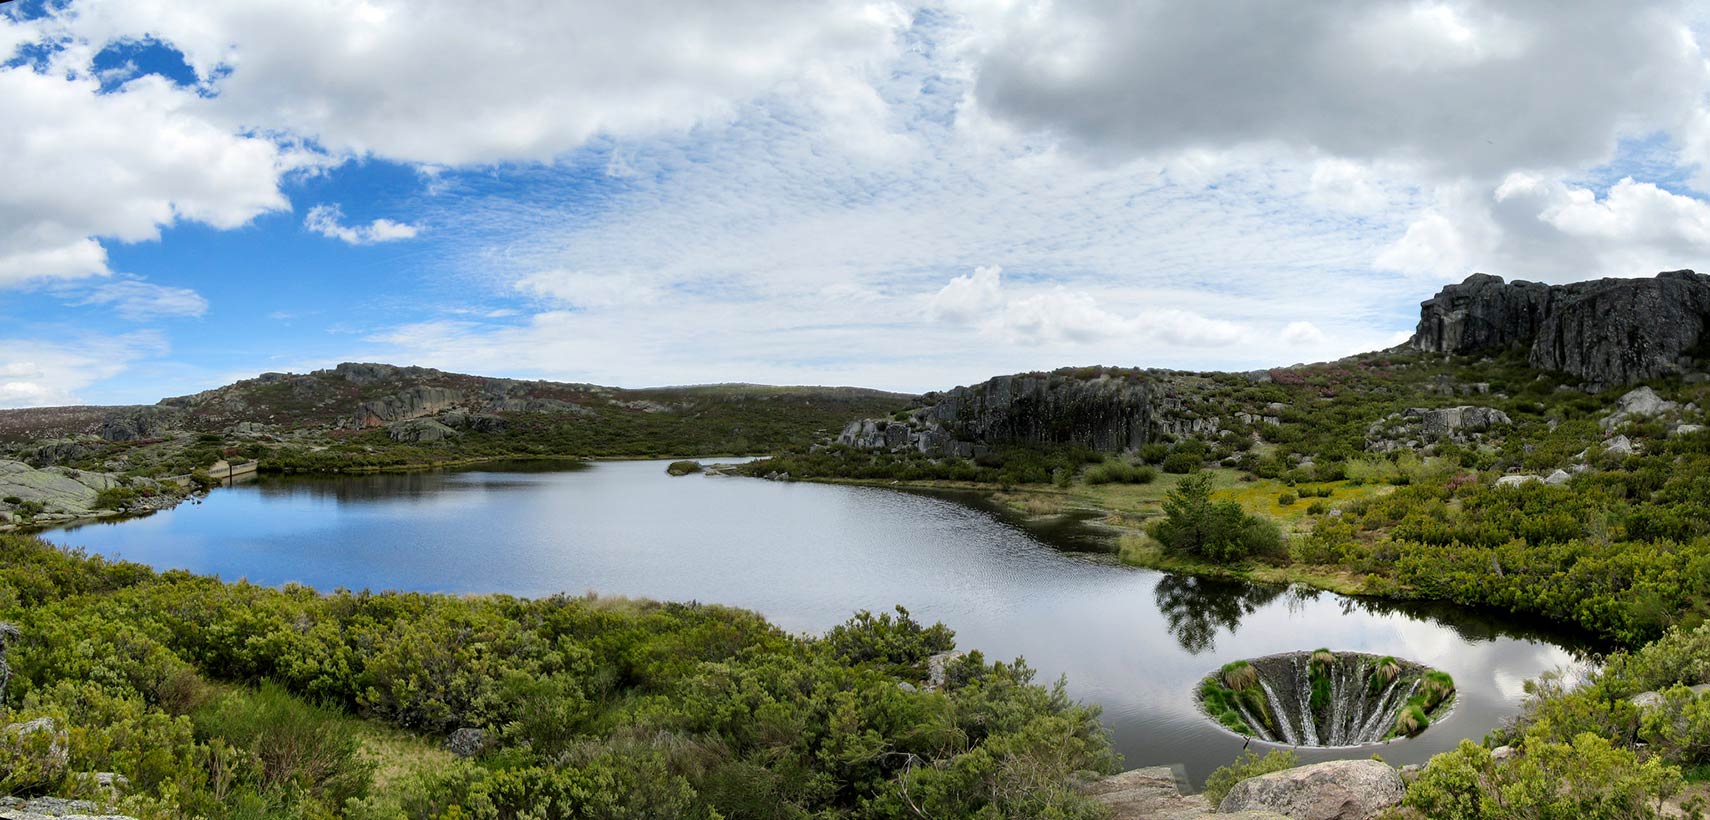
1490,745 -> 1516,762
1495,475 -> 1543,488
445,728 -> 487,758
1543,469 -> 1572,486
1218,760 -> 1403,820
1673,424 -> 1705,437
1366,406 -> 1510,452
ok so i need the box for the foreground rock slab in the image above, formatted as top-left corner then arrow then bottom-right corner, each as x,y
1217,759 -> 1403,820
1084,767 -> 1289,820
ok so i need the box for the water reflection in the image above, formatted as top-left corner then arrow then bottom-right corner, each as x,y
1154,575 -> 1288,654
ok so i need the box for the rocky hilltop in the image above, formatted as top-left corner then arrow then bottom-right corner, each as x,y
1411,269 -> 1710,388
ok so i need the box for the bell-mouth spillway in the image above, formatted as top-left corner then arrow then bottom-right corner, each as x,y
1197,650 -> 1456,747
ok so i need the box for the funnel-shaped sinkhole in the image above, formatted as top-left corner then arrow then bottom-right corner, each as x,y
1197,651 -> 1454,747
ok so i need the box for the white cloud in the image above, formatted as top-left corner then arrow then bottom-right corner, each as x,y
304,204 -> 421,245
928,266 -> 1248,347
0,333 -> 167,408
1377,176 -> 1710,281
1281,321 -> 1327,346
929,265 -> 1006,324
0,61 -> 293,286
516,269 -> 658,309
58,0 -> 914,166
73,278 -> 210,320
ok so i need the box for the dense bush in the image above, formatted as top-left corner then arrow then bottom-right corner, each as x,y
0,534 -> 1119,818
1151,475 -> 1286,563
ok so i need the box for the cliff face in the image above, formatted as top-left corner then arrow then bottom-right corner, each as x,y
1412,270 -> 1710,387
839,369 -> 1233,456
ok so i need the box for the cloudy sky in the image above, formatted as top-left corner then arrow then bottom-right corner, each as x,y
6,0 -> 1710,406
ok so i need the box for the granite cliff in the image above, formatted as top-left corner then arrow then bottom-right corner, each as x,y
1411,270 -> 1710,388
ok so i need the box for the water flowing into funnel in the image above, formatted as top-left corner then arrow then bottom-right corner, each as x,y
1197,651 -> 1453,747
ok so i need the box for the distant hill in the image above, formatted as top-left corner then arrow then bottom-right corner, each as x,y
0,363 -> 914,477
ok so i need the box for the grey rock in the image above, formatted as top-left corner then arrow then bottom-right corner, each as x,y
354,387 -> 465,428
1217,759 -> 1403,820
97,406 -> 184,442
445,728 -> 487,758
386,419 -> 458,443
1601,386 -> 1680,430
0,795 -> 137,819
0,461 -> 169,521
1543,469 -> 1572,486
26,441 -> 97,467
1604,435 -> 1639,458
1490,745 -> 1516,762
1630,683 -> 1710,711
1496,475 -> 1543,488
925,650 -> 967,690
1412,270 -> 1710,388
1084,766 -> 1293,820
1674,423 -> 1706,437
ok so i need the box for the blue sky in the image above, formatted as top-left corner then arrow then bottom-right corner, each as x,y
6,0 -> 1710,406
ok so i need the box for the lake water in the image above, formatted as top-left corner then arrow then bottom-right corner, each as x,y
44,459 -> 1584,786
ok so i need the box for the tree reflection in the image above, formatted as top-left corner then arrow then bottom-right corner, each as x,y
1154,574 -> 1288,654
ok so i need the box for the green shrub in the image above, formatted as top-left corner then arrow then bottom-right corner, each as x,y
665,460 -> 703,476
1278,492 -> 1297,506
1203,749 -> 1299,806
1161,452 -> 1202,474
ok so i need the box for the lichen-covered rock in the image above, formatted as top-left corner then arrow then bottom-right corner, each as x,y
386,418 -> 459,443
1496,474 -> 1543,488
445,728 -> 487,758
1412,270 -> 1710,388
1217,759 -> 1403,820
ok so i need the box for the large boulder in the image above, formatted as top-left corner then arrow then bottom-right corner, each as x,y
1412,271 -> 1710,388
1083,767 -> 1289,820
1217,759 -> 1403,820
1601,386 -> 1681,430
386,419 -> 459,444
1366,406 -> 1510,452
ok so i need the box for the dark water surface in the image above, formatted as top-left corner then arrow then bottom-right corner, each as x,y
45,459 -> 1582,785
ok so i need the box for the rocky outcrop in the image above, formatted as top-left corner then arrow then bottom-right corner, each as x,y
1217,760 -> 1404,820
97,406 -> 184,442
353,387 -> 465,428
1412,270 -> 1710,388
838,369 -> 1240,457
0,462 -> 179,529
1366,406 -> 1511,453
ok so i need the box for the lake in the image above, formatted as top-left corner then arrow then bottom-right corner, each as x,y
44,459 -> 1583,786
